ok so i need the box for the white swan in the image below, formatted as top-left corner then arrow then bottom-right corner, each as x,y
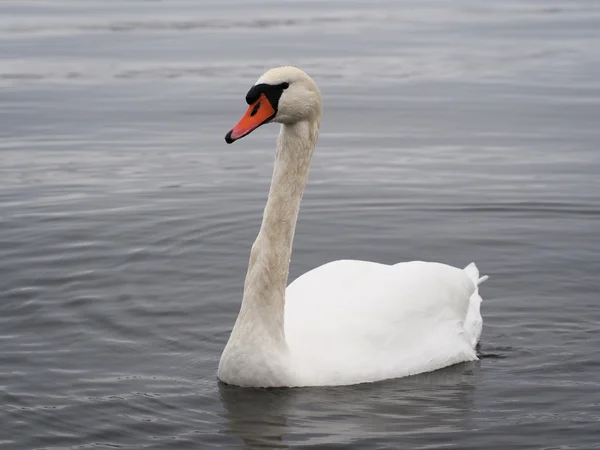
218,66 -> 488,388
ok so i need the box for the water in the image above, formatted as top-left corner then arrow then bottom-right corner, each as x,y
1,0 -> 600,448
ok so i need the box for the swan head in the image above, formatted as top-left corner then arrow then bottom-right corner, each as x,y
225,66 -> 321,144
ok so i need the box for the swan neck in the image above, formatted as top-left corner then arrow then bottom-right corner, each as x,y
239,120 -> 319,342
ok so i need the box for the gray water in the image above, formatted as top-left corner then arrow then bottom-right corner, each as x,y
1,1 -> 600,449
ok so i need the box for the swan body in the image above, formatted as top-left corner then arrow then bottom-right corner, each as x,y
284,260 -> 486,387
218,66 -> 488,388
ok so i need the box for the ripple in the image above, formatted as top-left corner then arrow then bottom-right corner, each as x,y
437,201 -> 600,217
1,49 -> 595,86
0,14 -> 372,35
1,1 -> 600,448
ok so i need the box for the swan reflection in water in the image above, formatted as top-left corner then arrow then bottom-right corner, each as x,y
219,361 -> 480,449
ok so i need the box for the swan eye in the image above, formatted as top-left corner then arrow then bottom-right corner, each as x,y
281,82 -> 290,90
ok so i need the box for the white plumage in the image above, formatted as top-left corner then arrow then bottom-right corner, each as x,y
218,66 -> 488,388
284,260 -> 486,386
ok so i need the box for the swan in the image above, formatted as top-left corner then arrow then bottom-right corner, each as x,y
218,66 -> 488,388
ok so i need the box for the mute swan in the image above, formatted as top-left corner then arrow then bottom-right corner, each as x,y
218,66 -> 488,388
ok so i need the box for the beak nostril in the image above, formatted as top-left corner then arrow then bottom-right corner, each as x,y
250,101 -> 261,117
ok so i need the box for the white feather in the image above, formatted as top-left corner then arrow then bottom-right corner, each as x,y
218,66 -> 488,388
284,260 -> 486,386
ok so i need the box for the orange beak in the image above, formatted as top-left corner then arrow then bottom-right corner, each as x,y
225,93 -> 276,144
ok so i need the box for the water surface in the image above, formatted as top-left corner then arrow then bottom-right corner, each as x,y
1,1 -> 600,449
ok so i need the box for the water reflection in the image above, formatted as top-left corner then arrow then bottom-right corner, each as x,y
219,362 -> 479,449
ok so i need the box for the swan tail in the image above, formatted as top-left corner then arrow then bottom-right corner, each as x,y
464,262 -> 486,348
463,262 -> 489,287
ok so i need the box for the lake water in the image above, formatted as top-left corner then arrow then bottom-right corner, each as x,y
1,0 -> 600,449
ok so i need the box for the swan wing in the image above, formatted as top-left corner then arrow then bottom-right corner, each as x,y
284,259 -> 486,386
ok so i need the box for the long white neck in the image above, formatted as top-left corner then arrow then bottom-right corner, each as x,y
232,119 -> 319,347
